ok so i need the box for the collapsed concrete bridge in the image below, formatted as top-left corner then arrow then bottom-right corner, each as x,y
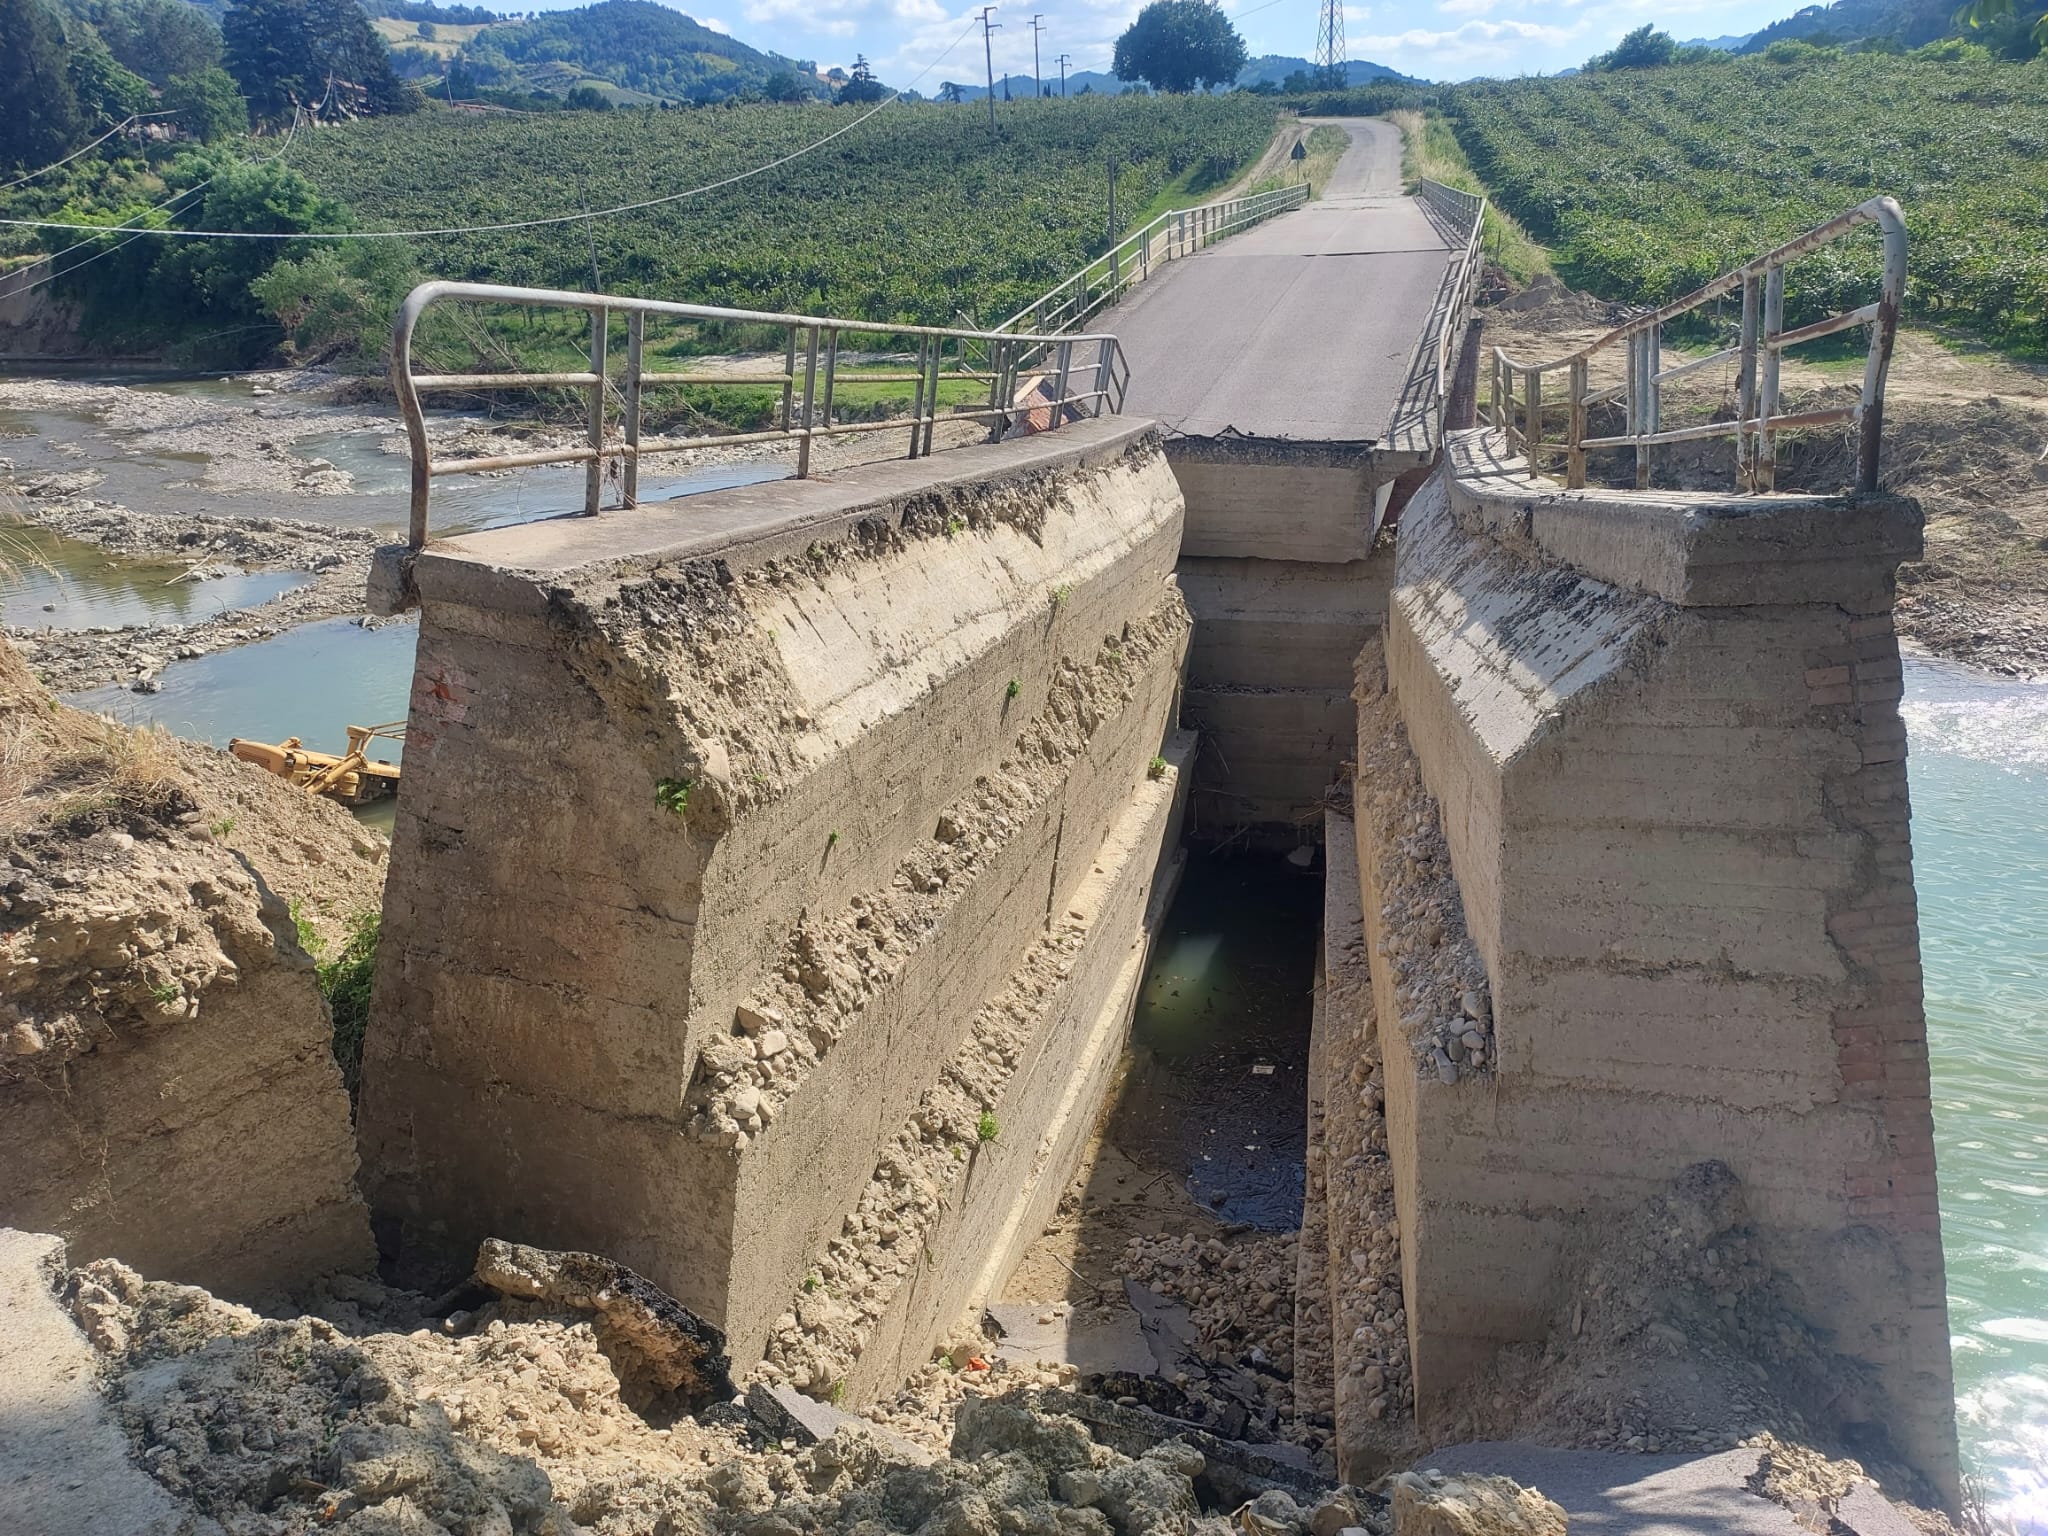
355,121 -> 1959,1511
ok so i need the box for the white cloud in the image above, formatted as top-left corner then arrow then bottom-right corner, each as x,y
699,13 -> 732,30
1438,0 -> 1497,14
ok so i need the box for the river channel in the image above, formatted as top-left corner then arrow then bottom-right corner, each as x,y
5,375 -> 2045,1519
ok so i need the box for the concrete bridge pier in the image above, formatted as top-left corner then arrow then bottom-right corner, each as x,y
1172,439 -> 1406,833
1342,428 -> 1960,1505
356,419 -> 1196,1388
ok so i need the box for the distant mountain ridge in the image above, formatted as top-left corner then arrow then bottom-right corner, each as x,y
945,54 -> 1419,100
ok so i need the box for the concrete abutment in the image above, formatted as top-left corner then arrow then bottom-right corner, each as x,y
1339,428 -> 1959,1502
359,419 -> 1195,1384
354,408 -> 1958,1501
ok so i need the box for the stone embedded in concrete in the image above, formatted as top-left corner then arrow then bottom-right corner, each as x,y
359,420 -> 1193,1374
1354,430 -> 1957,1504
764,732 -> 1195,1401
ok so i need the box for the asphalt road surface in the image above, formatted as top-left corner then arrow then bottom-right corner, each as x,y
1107,118 -> 1454,444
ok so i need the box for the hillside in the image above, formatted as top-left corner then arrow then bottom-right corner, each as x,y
1445,51 -> 2048,354
947,55 -> 1419,101
1736,0 -> 2043,51
397,0 -> 829,103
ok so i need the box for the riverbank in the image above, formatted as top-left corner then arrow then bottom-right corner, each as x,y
4,492 -> 383,694
1479,287 -> 2048,679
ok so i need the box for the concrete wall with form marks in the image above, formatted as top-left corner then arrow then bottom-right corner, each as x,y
1351,427 -> 1959,1505
1170,436 -> 1415,833
356,418 -> 1193,1387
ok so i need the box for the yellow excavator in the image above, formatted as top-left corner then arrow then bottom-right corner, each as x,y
228,722 -> 403,807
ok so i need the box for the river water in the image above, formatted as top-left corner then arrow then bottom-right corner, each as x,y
1903,657 -> 2048,1525
8,379 -> 2046,1513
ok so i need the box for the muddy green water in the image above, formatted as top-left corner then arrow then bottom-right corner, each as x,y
1,524 -> 307,630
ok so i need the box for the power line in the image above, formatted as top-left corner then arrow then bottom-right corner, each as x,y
0,112 -> 308,303
0,114 -> 170,194
0,19 -> 981,245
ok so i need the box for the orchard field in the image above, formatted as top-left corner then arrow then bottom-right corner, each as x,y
285,95 -> 1279,329
1444,52 -> 2048,354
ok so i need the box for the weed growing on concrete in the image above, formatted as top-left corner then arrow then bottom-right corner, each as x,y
289,900 -> 323,957
149,982 -> 181,1005
1147,755 -> 1168,780
801,1272 -> 821,1293
655,777 -> 691,816
827,830 -> 839,848
944,514 -> 966,537
1052,583 -> 1072,608
210,816 -> 236,839
1006,679 -> 1020,699
829,1377 -> 848,1405
318,909 -> 380,1103
977,1110 -> 1000,1143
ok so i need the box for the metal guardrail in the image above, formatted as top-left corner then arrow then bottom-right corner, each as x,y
391,281 -> 1128,549
1487,196 -> 1906,495
1416,177 -> 1487,415
996,182 -> 1310,336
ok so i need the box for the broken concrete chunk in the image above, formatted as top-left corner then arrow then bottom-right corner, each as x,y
1389,1472 -> 1566,1536
745,1380 -> 932,1464
473,1238 -> 732,1411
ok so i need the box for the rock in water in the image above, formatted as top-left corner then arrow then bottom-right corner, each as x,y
473,1238 -> 733,1410
1390,1471 -> 1567,1536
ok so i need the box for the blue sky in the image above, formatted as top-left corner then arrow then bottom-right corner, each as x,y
572,0 -> 1802,85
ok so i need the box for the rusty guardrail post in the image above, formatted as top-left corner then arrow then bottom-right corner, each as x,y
1737,273 -> 1760,491
795,325 -> 819,478
1567,357 -> 1587,489
623,310 -> 643,507
585,306 -> 607,516
1759,265 -> 1784,492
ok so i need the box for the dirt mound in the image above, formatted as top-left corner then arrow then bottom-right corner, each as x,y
1,638 -> 383,1294
52,1243 -> 1389,1536
1421,1160 -> 1940,1507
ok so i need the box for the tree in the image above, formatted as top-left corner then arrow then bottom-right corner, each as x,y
1959,0 -> 2047,51
835,53 -> 886,104
1587,24 -> 1677,69
73,0 -> 223,89
165,64 -> 249,140
938,80 -> 964,103
65,21 -> 155,125
763,67 -> 810,101
0,0 -> 81,174
417,18 -> 436,37
1112,0 -> 1246,93
563,83 -> 612,109
223,0 -> 420,123
253,236 -> 420,368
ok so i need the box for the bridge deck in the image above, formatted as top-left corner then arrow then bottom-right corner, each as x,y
1106,118 -> 1454,446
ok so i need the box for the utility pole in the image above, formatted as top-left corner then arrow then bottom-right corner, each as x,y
1030,14 -> 1046,99
1055,52 -> 1070,97
979,6 -> 1000,135
1315,0 -> 1346,89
